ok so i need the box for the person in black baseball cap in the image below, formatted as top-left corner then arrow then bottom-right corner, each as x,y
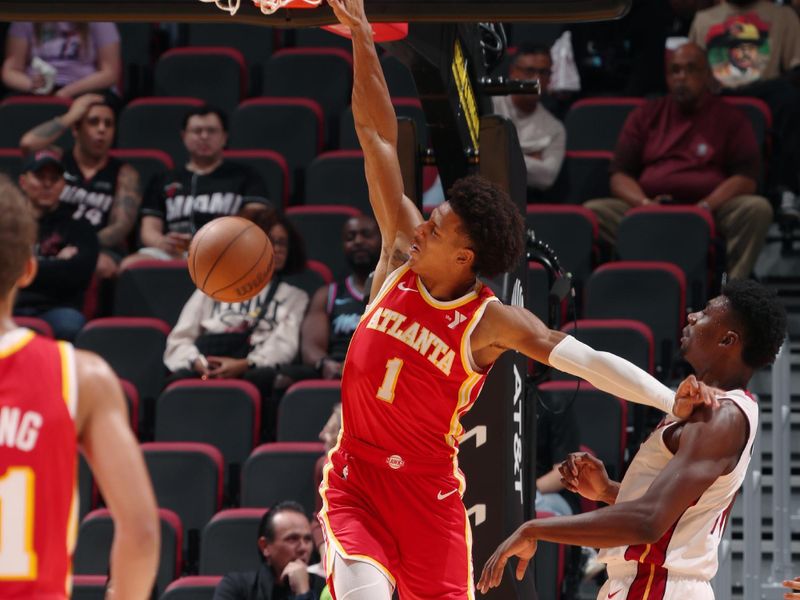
14,148 -> 98,341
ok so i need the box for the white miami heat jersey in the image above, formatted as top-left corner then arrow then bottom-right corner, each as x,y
599,389 -> 758,581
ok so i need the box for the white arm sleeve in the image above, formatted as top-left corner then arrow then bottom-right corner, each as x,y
548,335 -> 675,415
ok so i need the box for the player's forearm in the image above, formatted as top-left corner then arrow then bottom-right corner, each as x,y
548,336 -> 675,415
519,501 -> 659,548
350,22 -> 398,147
108,523 -> 159,600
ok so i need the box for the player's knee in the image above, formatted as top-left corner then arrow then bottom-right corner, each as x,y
332,554 -> 393,600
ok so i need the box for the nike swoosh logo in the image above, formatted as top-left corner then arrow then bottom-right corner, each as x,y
437,488 -> 458,500
608,589 -> 622,599
397,282 -> 418,293
334,298 -> 350,306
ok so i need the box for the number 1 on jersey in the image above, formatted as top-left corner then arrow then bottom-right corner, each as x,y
376,358 -> 404,403
0,467 -> 37,579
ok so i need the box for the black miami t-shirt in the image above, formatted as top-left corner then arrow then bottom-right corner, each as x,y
141,161 -> 269,233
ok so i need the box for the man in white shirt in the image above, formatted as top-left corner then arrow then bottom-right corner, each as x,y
492,43 -> 566,199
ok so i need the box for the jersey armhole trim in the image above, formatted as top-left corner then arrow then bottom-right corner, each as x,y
461,296 -> 500,375
57,341 -> 78,420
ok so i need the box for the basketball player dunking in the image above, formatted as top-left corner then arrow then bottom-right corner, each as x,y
319,1 -> 719,599
479,282 -> 787,599
0,177 -> 159,599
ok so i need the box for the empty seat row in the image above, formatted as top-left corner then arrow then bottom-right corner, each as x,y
527,258 -> 686,377
527,204 -> 714,311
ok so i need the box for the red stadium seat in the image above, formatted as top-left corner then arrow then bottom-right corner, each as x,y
154,47 -> 247,114
73,508 -> 183,597
223,149 -> 290,209
199,507 -> 269,575
278,380 -> 341,443
0,96 -> 72,150
141,442 -> 224,558
241,442 -> 325,515
286,205 -> 362,280
161,576 -> 223,600
13,315 -> 54,338
585,261 -> 686,377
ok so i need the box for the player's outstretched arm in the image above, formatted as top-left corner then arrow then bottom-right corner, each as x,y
474,303 -> 708,416
328,0 -> 422,298
478,400 -> 748,593
75,350 -> 159,600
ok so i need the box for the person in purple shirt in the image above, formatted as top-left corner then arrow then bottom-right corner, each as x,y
1,22 -> 120,98
585,42 -> 773,280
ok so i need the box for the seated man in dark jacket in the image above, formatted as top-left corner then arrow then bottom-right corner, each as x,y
214,501 -> 326,600
14,149 -> 98,341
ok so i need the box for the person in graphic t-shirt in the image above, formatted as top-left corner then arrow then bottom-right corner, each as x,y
121,105 -> 271,269
690,0 -> 800,217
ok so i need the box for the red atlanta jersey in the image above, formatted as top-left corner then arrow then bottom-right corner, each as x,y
0,329 -> 78,599
340,264 -> 498,462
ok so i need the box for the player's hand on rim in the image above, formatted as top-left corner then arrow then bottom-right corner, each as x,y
327,0 -> 367,29
673,374 -> 722,420
477,528 -> 537,594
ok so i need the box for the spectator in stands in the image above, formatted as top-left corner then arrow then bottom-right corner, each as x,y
13,149 -> 98,341
301,216 -> 380,380
213,501 -> 326,600
20,92 -> 141,280
690,0 -> 800,217
164,209 -> 309,441
122,105 -> 270,269
1,22 -> 120,97
585,42 -> 772,280
492,43 -> 566,202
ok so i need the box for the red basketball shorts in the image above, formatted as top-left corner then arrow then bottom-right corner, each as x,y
318,437 -> 476,600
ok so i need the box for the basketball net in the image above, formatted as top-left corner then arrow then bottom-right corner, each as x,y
199,0 -> 322,16
199,0 -> 408,41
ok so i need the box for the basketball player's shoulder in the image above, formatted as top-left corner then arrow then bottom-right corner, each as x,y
681,398 -> 749,456
73,350 -> 125,427
468,299 -> 515,349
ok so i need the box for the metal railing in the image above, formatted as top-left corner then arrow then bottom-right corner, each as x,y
740,339 -> 793,599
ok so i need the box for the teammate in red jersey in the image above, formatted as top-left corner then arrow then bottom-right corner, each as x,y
319,2 -> 713,599
0,176 -> 159,599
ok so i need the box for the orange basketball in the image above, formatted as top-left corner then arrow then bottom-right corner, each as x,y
187,216 -> 274,303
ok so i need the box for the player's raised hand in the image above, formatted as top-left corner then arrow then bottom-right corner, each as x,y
784,577 -> 800,599
327,0 -> 367,29
558,452 -> 613,502
673,374 -> 721,419
477,527 -> 537,594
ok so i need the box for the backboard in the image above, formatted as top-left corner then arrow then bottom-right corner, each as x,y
0,0 -> 630,26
